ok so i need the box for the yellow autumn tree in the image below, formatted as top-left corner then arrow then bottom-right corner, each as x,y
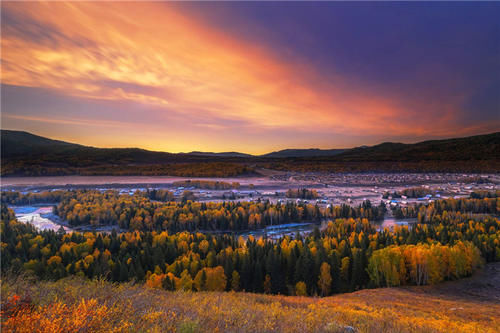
295,281 -> 307,296
318,262 -> 332,296
176,269 -> 193,291
205,266 -> 227,291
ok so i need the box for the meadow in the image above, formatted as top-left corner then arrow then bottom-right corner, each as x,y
2,270 -> 499,333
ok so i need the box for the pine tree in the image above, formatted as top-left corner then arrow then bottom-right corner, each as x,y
263,274 -> 272,294
112,261 -> 121,282
119,261 -> 129,282
231,271 -> 240,291
253,260 -> 263,293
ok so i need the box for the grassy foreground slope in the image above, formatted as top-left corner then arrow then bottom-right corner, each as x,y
2,264 -> 499,333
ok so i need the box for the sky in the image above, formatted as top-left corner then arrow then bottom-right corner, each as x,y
1,2 -> 499,154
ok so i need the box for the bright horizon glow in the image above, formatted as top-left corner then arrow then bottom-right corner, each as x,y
1,2 -> 499,154
2,127 -> 497,156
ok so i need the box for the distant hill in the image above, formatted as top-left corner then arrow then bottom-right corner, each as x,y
262,148 -> 346,158
1,130 -> 84,158
332,132 -> 500,162
0,129 -> 223,164
1,129 -> 499,175
0,129 -> 256,177
1,130 -> 251,161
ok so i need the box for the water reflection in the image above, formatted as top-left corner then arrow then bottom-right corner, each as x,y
13,206 -> 71,232
377,217 -> 418,231
238,223 -> 318,240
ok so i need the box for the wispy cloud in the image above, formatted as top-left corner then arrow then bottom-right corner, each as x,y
1,2 -> 498,153
3,114 -> 127,128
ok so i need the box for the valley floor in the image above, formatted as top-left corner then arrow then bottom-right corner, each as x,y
2,263 -> 499,333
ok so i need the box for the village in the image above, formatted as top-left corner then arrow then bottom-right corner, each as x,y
3,172 -> 498,211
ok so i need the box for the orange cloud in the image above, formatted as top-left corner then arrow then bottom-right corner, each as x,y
0,1 -> 490,153
3,114 -> 126,129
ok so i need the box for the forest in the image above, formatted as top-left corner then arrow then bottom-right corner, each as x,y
1,195 -> 498,297
392,196 -> 499,220
382,187 -> 433,199
1,190 -> 386,232
171,180 -> 241,190
263,160 -> 500,173
1,162 -> 255,177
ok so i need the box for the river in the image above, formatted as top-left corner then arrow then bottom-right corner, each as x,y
12,206 -> 72,232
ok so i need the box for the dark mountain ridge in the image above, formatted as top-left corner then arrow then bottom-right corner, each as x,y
262,148 -> 346,158
1,130 -> 85,158
1,129 -> 499,176
333,133 -> 500,162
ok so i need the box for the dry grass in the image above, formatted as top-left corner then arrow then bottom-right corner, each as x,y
1,273 -> 499,333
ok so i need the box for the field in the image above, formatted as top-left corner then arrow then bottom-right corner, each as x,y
2,263 -> 499,333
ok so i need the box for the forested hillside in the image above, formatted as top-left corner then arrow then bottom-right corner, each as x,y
334,132 -> 500,162
0,130 -> 254,177
2,130 -> 499,176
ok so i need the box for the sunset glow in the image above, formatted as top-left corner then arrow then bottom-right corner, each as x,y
1,2 -> 499,153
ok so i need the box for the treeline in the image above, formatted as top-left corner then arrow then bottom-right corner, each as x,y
53,190 -> 385,231
172,180 -> 241,190
263,160 -> 500,173
1,190 -> 385,232
1,190 -> 67,205
55,192 -> 321,231
1,189 -> 177,205
5,159 -> 499,176
285,188 -> 319,199
146,189 -> 175,202
393,197 -> 499,221
1,162 -> 254,177
1,202 -> 498,296
470,190 -> 499,199
383,187 -> 433,199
